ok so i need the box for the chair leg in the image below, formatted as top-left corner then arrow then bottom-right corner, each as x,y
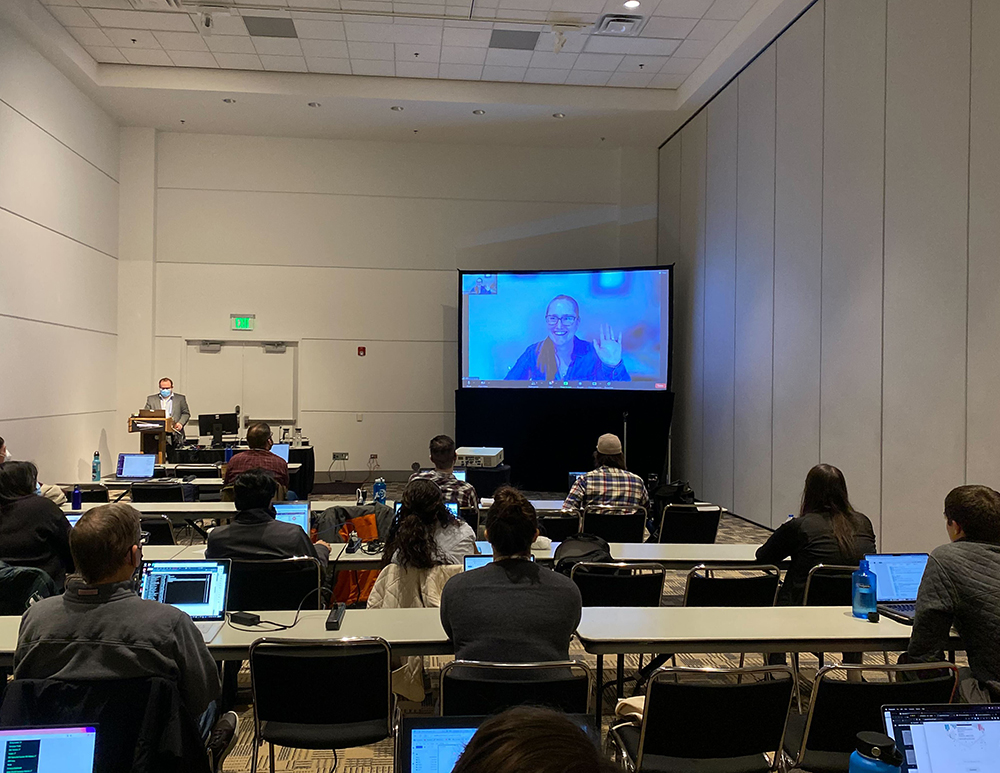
737,652 -> 745,684
269,742 -> 275,773
617,654 -> 624,699
250,735 -> 258,773
595,655 -> 603,726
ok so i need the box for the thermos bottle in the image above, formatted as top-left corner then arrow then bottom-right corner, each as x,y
849,732 -> 903,773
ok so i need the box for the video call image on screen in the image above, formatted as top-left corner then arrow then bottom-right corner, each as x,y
460,267 -> 671,391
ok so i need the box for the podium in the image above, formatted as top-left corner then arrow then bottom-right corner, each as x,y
128,415 -> 174,464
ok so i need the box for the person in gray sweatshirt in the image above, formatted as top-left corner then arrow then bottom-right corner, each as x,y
905,485 -> 1000,702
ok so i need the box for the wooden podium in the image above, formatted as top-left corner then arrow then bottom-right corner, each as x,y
128,414 -> 174,464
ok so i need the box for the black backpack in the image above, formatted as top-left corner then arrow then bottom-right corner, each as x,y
553,534 -> 613,577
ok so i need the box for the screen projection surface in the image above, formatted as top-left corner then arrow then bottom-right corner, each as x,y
460,267 -> 672,391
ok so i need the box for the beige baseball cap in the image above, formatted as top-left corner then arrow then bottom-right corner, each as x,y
596,433 -> 622,454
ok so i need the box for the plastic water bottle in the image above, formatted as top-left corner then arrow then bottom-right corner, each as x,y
852,559 -> 878,619
849,732 -> 902,773
91,452 -> 101,482
373,477 -> 387,505
72,485 -> 82,510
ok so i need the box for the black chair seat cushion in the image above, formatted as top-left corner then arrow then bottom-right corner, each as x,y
260,718 -> 389,749
781,712 -> 851,773
616,725 -> 771,773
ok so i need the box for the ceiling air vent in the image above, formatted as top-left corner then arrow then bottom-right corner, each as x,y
128,0 -> 186,9
594,14 -> 646,36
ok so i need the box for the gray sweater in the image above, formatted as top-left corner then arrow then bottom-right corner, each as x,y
906,539 -> 1000,699
440,559 -> 582,664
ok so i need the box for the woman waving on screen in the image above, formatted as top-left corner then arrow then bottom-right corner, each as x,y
504,295 -> 630,382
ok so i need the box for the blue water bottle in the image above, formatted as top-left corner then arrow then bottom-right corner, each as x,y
373,477 -> 387,505
852,559 -> 877,619
849,732 -> 902,773
91,451 -> 101,482
72,485 -> 82,510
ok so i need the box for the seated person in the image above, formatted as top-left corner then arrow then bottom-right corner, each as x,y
13,503 -> 236,767
0,461 -> 74,589
0,436 -> 65,504
440,487 -> 582,664
452,706 -> 615,773
382,478 -> 476,570
409,434 -> 478,511
563,433 -> 650,515
207,470 -> 330,566
223,422 -> 289,490
905,484 -> 1000,702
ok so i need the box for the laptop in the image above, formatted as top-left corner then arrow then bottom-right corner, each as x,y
139,560 -> 230,642
463,554 -> 532,571
865,553 -> 929,624
274,502 -> 309,534
114,453 -> 156,481
0,726 -> 97,773
66,514 -> 83,528
271,443 -> 290,462
883,704 -> 1000,772
475,540 -> 493,555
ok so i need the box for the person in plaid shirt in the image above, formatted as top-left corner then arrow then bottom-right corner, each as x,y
222,422 -> 289,489
563,433 -> 649,514
409,435 -> 479,511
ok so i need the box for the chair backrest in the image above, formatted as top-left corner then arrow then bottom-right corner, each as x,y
458,506 -> 479,532
440,661 -> 591,717
227,558 -> 322,612
0,563 -> 56,615
538,514 -> 581,542
72,485 -> 110,503
140,515 -> 176,546
683,564 -> 781,607
249,637 -> 392,747
798,663 -> 958,759
174,465 -> 219,478
130,483 -> 184,503
570,562 -> 664,608
803,565 -> 856,607
658,505 -> 722,544
637,665 -> 795,765
582,505 -> 646,543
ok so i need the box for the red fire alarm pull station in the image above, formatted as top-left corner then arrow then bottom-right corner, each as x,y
358,346 -> 366,357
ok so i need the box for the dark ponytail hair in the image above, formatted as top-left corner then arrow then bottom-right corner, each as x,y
485,487 -> 537,557
799,464 -> 862,559
0,460 -> 38,504
382,478 -> 458,569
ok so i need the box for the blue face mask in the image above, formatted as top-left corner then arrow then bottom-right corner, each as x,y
160,388 -> 172,399
35,483 -> 42,496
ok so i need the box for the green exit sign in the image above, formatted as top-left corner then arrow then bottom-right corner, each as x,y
230,314 -> 255,331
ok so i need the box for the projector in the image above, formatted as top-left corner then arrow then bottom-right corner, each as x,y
456,447 -> 504,467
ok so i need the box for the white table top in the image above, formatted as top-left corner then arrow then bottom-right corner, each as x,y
479,499 -> 725,513
62,501 -> 329,515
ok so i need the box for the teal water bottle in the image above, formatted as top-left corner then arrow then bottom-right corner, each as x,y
849,732 -> 902,773
91,451 -> 101,482
852,559 -> 877,619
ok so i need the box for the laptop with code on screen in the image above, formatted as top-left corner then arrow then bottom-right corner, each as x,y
139,560 -> 230,642
274,502 -> 309,534
0,726 -> 97,773
883,704 -> 1000,772
864,553 -> 929,624
115,453 -> 156,481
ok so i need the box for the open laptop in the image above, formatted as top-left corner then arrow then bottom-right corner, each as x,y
463,554 -> 533,571
0,726 -> 97,772
865,553 -> 929,624
883,704 -> 1000,772
274,502 -> 309,534
271,443 -> 290,462
114,453 -> 156,481
568,471 -> 587,491
139,560 -> 230,642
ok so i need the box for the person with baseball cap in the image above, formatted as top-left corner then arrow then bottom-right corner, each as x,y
562,433 -> 649,515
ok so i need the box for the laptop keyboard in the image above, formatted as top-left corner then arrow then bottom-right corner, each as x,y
884,603 -> 916,614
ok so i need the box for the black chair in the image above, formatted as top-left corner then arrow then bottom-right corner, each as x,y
658,504 -> 722,544
803,564 -> 856,607
458,506 -> 479,532
609,665 -> 796,773
227,558 -> 323,612
582,504 -> 646,543
683,564 -> 781,607
538,514 -> 580,542
783,662 -> 958,773
249,637 -> 392,773
174,464 -> 220,478
139,515 -> 176,546
130,483 -> 185,502
65,485 -> 110,503
0,564 -> 56,615
439,660 -> 591,716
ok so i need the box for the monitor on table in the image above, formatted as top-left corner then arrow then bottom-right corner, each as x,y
274,502 -> 309,534
0,726 -> 97,773
138,560 -> 229,621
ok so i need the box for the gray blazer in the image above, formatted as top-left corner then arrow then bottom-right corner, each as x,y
144,392 -> 190,435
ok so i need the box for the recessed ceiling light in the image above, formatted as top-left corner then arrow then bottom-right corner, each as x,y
623,0 -> 640,8
473,109 -> 485,115
222,98 -> 236,104
391,105 -> 404,111
308,102 -> 321,108
552,113 -> 566,119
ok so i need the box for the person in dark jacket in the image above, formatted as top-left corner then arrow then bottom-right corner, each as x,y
206,470 -> 330,565
756,463 -> 876,606
0,461 -> 74,589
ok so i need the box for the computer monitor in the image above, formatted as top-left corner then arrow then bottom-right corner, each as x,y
274,503 -> 309,534
138,560 -> 230,621
197,413 -> 239,447
271,443 -> 290,462
883,704 -> 1000,772
864,553 -> 929,603
0,726 -> 97,773
115,453 -> 155,480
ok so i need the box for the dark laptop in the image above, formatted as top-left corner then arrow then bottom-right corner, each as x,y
883,703 -> 1000,772
864,553 -> 929,624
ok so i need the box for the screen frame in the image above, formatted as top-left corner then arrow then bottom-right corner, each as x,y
457,264 -> 674,392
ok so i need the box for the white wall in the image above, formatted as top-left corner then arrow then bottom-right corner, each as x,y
0,21 -> 118,482
117,133 -> 655,474
661,0 -> 998,553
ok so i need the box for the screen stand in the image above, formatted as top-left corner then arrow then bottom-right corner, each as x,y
622,411 -> 628,466
211,423 -> 224,448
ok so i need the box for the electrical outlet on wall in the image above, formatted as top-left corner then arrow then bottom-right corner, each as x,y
369,454 -> 378,461
332,452 -> 349,461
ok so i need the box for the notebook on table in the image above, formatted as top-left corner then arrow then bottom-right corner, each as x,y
864,553 -> 929,624
274,502 -> 309,533
0,726 -> 97,773
114,453 -> 156,481
883,704 -> 1000,772
138,560 -> 230,642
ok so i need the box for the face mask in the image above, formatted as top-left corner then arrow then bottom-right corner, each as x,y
3,448 -> 10,460
160,388 -> 172,399
35,483 -> 42,496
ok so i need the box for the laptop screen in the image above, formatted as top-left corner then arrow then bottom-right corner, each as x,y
116,453 -> 155,479
0,726 -> 97,773
271,443 -> 290,462
883,704 -> 1000,772
453,469 -> 466,482
274,503 -> 309,533
464,555 -> 492,571
139,560 -> 229,621
865,554 -> 929,603
66,514 -> 82,528
475,541 -> 493,555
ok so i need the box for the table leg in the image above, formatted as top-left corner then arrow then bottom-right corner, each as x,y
595,655 -> 603,727
617,654 -> 624,699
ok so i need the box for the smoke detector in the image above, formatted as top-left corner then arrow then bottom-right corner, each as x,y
128,0 -> 186,9
594,14 -> 646,36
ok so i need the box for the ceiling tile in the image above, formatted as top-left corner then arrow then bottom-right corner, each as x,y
649,70 -> 687,87
341,0 -> 394,10
66,26 -> 113,47
485,48 -> 532,66
300,38 -> 350,57
442,26 -> 492,47
492,22 -> 545,31
394,43 -> 441,61
394,3 -> 446,14
88,9 -> 196,32
391,24 -> 442,44
702,0 -> 755,21
550,0 -> 606,13
658,54 -> 700,74
438,62 -> 483,78
345,22 -> 394,42
243,16 -> 298,36
206,35 -> 257,54
618,54 -> 667,72
443,20 -> 494,28
259,54 -> 309,71
671,37 -> 714,57
307,56 -> 353,73
294,19 -> 347,39
41,0 -> 82,6
83,45 -> 128,63
166,50 -> 218,67
205,15 -> 249,36
440,45 -> 487,64
291,10 -> 344,20
591,36 -> 680,55
528,50 -> 578,68
77,0 -> 130,8
534,31 -> 587,53
481,64 -> 527,81
252,36 -> 304,55
153,31 -> 209,51
396,60 -> 439,77
652,0 -> 712,17
348,40 -> 395,59
564,68 -> 610,85
686,17 -> 735,42
573,52 -> 623,70
351,59 -> 396,75
241,0 -> 290,6
641,16 -> 697,38
498,0 -> 551,10
121,48 -> 173,66
395,17 -> 445,27
523,67 -> 569,83
103,28 -> 159,48
606,70 -> 654,86
213,52 -> 264,69
46,6 -> 95,27
291,0 -> 343,7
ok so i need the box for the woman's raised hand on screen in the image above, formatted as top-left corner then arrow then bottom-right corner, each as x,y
594,324 -> 622,367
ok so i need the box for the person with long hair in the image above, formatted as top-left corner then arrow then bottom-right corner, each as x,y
382,478 -> 476,569
756,463 -> 876,605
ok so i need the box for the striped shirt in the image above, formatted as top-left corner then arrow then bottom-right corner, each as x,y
408,469 -> 479,511
563,466 -> 650,514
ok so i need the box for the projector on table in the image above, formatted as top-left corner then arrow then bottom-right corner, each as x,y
456,447 -> 504,467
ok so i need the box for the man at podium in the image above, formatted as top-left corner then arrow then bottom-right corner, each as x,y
144,377 -> 190,447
